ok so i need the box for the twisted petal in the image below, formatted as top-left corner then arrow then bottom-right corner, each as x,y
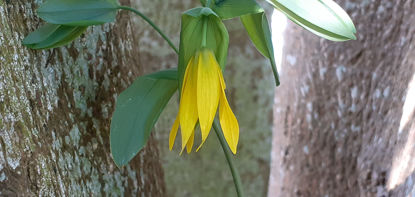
179,57 -> 199,151
218,68 -> 239,154
169,115 -> 180,150
196,50 -> 220,151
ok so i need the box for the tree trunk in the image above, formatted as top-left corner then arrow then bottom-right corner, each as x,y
269,0 -> 415,196
0,0 -> 166,196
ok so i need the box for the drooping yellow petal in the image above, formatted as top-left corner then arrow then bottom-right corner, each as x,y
218,69 -> 239,154
181,56 -> 194,96
186,130 -> 195,154
179,56 -> 199,151
196,49 -> 220,151
218,67 -> 226,90
169,115 -> 180,150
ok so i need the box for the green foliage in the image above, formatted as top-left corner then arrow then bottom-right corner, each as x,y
23,23 -> 87,49
37,0 -> 119,26
266,0 -> 356,41
178,7 -> 229,91
21,0 -> 357,170
200,0 -> 262,20
110,70 -> 178,167
146,69 -> 179,80
241,12 -> 279,86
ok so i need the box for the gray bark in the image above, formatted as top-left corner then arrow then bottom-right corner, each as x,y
0,0 -> 165,196
269,0 -> 415,196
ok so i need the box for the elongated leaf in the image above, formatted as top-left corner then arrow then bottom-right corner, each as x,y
22,23 -> 60,45
23,23 -> 87,49
266,0 -> 356,41
110,69 -> 178,167
200,0 -> 262,20
178,7 -> 229,91
146,68 -> 178,80
241,12 -> 280,86
37,0 -> 119,26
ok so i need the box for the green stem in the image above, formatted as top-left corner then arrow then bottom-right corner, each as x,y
270,59 -> 280,86
206,0 -> 213,7
202,0 -> 212,47
118,6 -> 179,54
201,17 -> 208,47
213,120 -> 245,197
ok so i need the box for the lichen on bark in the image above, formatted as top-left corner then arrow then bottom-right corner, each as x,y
0,0 -> 165,196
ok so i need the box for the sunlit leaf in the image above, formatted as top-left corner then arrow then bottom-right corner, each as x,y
267,0 -> 356,41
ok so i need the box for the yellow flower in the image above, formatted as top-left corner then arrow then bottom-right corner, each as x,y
169,48 -> 239,154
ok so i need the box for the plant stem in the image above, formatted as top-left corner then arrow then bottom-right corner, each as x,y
118,6 -> 179,54
206,0 -> 213,7
213,120 -> 245,197
201,17 -> 208,47
201,0 -> 212,47
270,59 -> 280,86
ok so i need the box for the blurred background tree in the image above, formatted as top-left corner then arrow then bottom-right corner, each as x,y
269,0 -> 415,196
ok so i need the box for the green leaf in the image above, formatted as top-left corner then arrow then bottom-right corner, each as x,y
178,7 -> 229,91
241,12 -> 280,86
146,68 -> 178,80
23,23 -> 87,49
266,0 -> 356,41
110,69 -> 178,167
200,0 -> 263,20
37,0 -> 119,26
22,23 -> 60,45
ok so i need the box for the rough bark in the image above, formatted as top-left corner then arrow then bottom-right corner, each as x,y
269,0 -> 415,196
0,0 -> 166,196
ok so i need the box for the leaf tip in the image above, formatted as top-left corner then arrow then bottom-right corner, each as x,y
275,79 -> 281,87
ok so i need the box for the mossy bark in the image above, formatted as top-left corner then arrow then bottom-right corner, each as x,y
0,0 -> 165,195
269,0 -> 415,196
